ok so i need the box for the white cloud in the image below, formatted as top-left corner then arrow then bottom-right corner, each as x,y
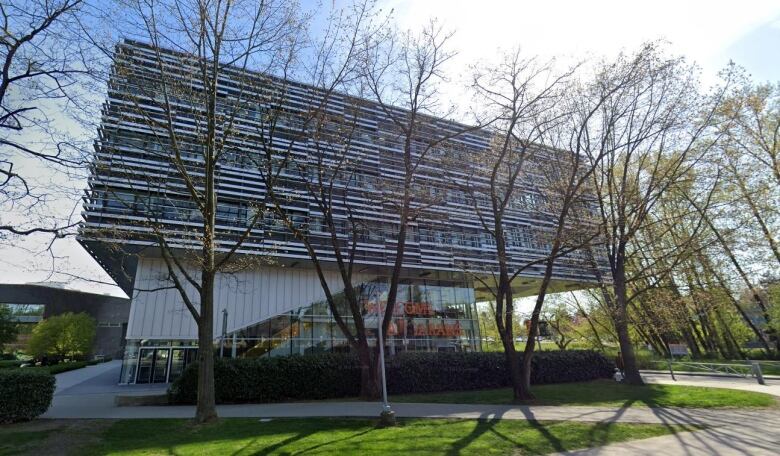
382,0 -> 780,83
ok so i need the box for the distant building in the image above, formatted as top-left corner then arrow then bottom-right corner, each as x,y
0,283 -> 130,358
79,41 -> 599,384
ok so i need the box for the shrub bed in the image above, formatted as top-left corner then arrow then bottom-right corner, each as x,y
45,361 -> 90,375
0,359 -> 24,369
0,369 -> 55,423
2,358 -> 109,374
169,350 -> 613,404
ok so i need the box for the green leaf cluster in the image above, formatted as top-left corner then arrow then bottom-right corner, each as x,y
28,312 -> 96,359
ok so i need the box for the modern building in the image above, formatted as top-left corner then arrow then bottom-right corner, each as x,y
79,41 -> 599,384
0,283 -> 130,358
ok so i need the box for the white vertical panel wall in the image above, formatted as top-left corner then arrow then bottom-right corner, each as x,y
127,257 -> 373,340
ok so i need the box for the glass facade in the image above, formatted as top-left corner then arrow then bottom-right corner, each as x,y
228,278 -> 480,358
119,278 -> 480,383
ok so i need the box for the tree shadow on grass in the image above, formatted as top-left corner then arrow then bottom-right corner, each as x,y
237,426 -> 321,456
515,411 -> 566,454
444,413 -> 504,456
86,418 -> 338,456
442,411 -> 568,456
582,398 -> 636,448
263,426 -> 375,455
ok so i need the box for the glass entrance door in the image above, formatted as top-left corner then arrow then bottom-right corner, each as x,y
136,348 -> 171,384
136,348 -> 155,384
151,349 -> 169,383
168,348 -> 197,382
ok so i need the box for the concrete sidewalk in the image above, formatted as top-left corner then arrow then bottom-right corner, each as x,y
53,359 -> 167,397
40,397 -> 778,423
53,360 -> 123,395
554,406 -> 780,456
642,371 -> 780,397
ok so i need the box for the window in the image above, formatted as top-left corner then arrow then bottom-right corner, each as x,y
481,232 -> 496,247
433,230 -> 450,245
104,192 -> 137,214
506,226 -> 532,249
310,216 -> 326,233
216,203 -> 247,225
448,189 -> 467,205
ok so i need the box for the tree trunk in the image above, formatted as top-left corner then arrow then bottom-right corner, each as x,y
613,302 -> 643,384
518,338 -> 536,400
715,309 -> 744,359
681,325 -> 703,358
697,204 -> 775,337
613,255 -> 644,385
689,320 -> 709,357
705,261 -> 772,354
496,281 -> 528,401
519,245 -> 559,400
358,340 -> 379,399
195,273 -> 218,424
506,343 -> 524,400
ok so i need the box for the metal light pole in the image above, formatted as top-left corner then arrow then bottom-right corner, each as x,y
219,309 -> 228,358
376,303 -> 395,426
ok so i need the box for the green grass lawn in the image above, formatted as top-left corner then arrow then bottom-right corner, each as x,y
391,380 -> 778,408
0,418 -> 696,456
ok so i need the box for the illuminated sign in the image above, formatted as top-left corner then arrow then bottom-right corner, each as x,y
396,319 -> 462,337
364,301 -> 436,317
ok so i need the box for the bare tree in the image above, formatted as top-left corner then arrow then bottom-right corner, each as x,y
82,0 -> 303,423
463,49 -> 616,400
0,0 -> 92,240
360,21 -> 481,382
256,0 -> 393,398
582,43 -> 728,385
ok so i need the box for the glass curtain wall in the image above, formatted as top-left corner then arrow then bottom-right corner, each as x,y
226,278 -> 480,357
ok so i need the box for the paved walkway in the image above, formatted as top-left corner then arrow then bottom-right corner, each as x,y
641,371 -> 780,396
43,365 -> 780,455
53,360 -> 167,397
52,360 -> 122,395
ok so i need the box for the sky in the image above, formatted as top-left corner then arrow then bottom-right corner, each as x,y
383,0 -> 780,86
1,0 -> 778,300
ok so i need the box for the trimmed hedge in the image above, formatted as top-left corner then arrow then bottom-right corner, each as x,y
169,350 -> 613,404
0,369 -> 55,423
170,353 -> 362,404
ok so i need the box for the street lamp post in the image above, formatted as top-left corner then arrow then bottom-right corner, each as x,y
376,303 -> 395,426
219,309 -> 228,358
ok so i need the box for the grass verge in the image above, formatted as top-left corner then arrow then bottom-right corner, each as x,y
0,417 -> 696,456
391,380 -> 778,408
